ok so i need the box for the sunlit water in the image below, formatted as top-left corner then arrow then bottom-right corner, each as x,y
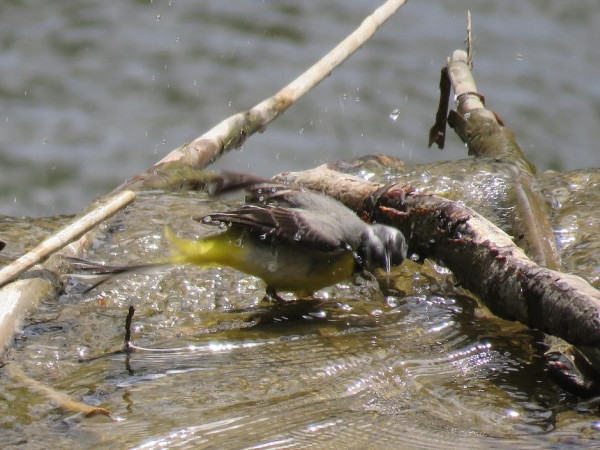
1,0 -> 600,448
2,185 -> 599,448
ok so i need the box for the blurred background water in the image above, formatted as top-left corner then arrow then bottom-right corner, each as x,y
0,0 -> 598,218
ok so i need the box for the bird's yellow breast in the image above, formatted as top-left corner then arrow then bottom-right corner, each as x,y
165,227 -> 356,296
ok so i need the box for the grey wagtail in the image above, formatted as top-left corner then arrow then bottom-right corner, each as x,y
71,172 -> 407,300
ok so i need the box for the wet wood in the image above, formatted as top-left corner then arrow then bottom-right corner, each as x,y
433,49 -> 562,271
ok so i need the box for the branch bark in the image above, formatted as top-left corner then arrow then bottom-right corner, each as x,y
432,48 -> 562,272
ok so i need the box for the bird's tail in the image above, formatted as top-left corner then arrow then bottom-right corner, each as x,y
65,256 -> 165,292
67,227 -> 225,292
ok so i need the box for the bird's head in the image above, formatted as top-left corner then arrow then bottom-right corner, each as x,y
357,224 -> 407,273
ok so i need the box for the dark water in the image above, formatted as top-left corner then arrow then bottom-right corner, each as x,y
0,1 -> 599,217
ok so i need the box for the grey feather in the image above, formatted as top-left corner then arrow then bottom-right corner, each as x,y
200,173 -> 407,272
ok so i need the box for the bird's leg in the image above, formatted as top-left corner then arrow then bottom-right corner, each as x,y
249,286 -> 325,325
264,285 -> 288,305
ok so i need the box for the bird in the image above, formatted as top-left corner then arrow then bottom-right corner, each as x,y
164,172 -> 407,300
70,172 -> 408,301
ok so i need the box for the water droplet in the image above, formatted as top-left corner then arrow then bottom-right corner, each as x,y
156,14 -> 161,21
389,109 -> 401,122
202,215 -> 212,223
506,409 -> 519,418
299,128 -> 304,134
234,238 -> 243,247
259,233 -> 267,241
293,231 -> 302,241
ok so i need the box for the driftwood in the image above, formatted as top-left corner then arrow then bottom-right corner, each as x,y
276,27 -> 600,380
430,45 -> 561,272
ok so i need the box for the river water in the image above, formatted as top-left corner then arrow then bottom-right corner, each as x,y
0,1 -> 599,217
1,1 -> 600,448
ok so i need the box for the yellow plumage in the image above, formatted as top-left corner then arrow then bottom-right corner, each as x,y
164,226 -> 245,267
163,226 -> 356,297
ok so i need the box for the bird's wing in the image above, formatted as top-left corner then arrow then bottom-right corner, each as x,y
200,205 -> 349,253
204,171 -> 369,250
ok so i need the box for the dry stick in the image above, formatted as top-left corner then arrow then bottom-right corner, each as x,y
0,190 -> 136,289
276,165 -> 600,358
466,10 -> 473,68
124,0 -> 408,189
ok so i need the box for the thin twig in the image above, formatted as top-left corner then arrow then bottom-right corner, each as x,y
124,305 -> 134,351
0,190 -> 136,289
79,305 -> 137,363
3,362 -> 111,417
466,10 -> 473,68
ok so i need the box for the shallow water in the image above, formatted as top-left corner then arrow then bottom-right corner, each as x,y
2,188 -> 600,448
